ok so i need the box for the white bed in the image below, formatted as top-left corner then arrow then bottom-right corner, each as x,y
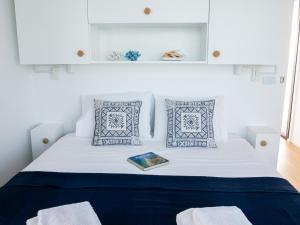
24,134 -> 279,178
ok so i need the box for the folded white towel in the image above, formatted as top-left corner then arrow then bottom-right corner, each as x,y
27,201 -> 101,225
26,217 -> 38,225
177,206 -> 252,225
176,208 -> 195,225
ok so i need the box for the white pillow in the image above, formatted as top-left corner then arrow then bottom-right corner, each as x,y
153,95 -> 228,143
76,92 -> 154,139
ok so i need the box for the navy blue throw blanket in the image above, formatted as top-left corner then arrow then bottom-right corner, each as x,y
1,172 -> 300,225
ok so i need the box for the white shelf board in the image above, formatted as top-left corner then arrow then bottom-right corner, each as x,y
90,60 -> 207,64
90,23 -> 207,28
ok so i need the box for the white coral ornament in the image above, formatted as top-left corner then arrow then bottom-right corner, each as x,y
107,51 -> 122,61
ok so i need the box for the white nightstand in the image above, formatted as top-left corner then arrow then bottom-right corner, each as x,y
246,126 -> 280,168
30,123 -> 64,160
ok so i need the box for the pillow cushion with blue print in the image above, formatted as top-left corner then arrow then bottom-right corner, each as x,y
93,100 -> 142,146
165,99 -> 217,148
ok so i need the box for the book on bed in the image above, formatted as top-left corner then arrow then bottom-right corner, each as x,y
127,152 -> 169,171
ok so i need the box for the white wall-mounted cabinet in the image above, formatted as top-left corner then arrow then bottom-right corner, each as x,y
14,0 -> 292,65
88,0 -> 209,24
246,126 -> 280,168
208,0 -> 293,65
15,0 -> 90,64
31,123 -> 64,160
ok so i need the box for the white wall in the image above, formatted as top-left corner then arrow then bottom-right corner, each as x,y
0,0 -> 35,186
32,64 -> 287,137
0,0 -> 291,185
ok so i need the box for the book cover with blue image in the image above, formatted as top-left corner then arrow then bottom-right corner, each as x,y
127,152 -> 169,171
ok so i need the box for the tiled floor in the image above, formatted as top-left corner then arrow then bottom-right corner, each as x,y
278,138 -> 300,191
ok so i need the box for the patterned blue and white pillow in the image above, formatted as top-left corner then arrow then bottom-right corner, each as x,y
165,99 -> 217,148
93,100 -> 142,146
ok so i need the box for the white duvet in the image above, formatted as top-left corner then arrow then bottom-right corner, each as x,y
24,134 -> 279,178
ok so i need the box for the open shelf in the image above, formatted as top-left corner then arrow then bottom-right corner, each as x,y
91,23 -> 208,63
90,60 -> 207,64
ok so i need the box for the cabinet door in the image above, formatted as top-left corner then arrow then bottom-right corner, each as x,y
15,0 -> 90,64
208,0 -> 293,65
88,0 -> 209,23
150,0 -> 209,23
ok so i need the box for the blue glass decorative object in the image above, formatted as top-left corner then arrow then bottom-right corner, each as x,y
125,50 -> 141,61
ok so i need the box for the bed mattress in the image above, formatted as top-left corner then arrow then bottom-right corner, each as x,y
24,134 -> 279,178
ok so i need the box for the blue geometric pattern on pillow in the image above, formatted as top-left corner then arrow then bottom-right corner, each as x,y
165,99 -> 217,148
93,100 -> 142,146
